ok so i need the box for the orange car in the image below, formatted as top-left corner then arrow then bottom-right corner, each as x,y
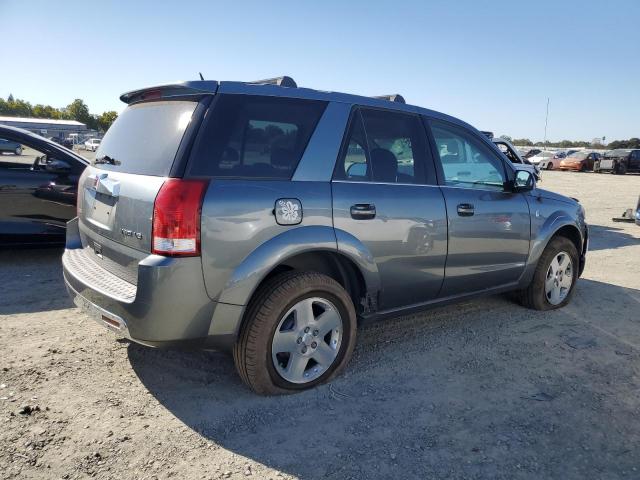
558,151 -> 601,172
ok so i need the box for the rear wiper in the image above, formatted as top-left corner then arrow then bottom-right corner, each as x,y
95,155 -> 121,165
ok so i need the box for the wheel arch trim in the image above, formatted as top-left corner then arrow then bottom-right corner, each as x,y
519,211 -> 585,287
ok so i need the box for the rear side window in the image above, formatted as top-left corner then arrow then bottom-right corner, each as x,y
95,100 -> 197,176
190,95 -> 326,179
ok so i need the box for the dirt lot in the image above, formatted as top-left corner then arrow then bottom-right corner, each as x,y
1,171 -> 639,480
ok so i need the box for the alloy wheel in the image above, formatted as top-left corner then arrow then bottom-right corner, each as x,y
545,251 -> 573,305
271,297 -> 342,384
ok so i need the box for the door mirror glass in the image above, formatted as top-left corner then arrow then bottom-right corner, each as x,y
346,162 -> 367,178
514,170 -> 534,191
44,158 -> 71,173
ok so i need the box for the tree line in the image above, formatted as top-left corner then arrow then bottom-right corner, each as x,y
500,135 -> 640,150
0,94 -> 118,132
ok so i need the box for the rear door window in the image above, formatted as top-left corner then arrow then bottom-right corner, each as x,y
334,108 -> 433,184
190,95 -> 326,179
94,100 -> 198,176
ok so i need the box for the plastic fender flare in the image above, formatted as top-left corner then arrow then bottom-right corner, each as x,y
519,211 -> 583,287
216,225 -> 380,307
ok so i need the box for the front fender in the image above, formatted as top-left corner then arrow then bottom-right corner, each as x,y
518,206 -> 584,288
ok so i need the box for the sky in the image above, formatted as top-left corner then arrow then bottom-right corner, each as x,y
1,0 -> 638,142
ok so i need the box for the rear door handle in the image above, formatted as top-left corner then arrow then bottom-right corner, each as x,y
350,204 -> 376,220
457,203 -> 475,216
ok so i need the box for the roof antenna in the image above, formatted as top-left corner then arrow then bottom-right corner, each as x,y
198,72 -> 204,81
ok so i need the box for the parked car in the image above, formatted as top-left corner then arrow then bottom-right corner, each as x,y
552,150 -> 578,160
84,138 -> 101,151
51,137 -> 74,149
490,136 -> 541,180
521,148 -> 541,159
594,149 -> 640,174
0,125 -> 88,246
0,138 -> 23,155
528,151 -> 556,169
62,78 -> 588,395
558,151 -> 601,172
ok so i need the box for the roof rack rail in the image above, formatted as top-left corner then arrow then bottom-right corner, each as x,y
372,94 -> 406,104
247,76 -> 297,88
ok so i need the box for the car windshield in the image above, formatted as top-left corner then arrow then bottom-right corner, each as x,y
568,152 -> 588,159
604,149 -> 630,158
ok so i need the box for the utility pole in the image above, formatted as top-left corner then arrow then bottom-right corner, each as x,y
543,97 -> 550,146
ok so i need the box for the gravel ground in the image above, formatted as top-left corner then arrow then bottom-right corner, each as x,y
1,171 -> 639,480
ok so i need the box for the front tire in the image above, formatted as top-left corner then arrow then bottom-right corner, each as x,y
546,162 -> 554,170
516,236 -> 579,311
233,271 -> 357,395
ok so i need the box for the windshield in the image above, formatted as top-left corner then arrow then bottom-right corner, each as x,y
604,149 -> 630,158
94,100 -> 197,176
567,151 -> 588,159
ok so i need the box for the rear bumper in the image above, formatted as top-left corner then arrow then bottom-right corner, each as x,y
62,218 -> 242,350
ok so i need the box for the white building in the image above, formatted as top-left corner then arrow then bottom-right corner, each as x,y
0,116 -> 87,139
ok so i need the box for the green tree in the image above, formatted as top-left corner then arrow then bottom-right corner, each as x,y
97,111 -> 118,132
512,138 -> 533,146
64,99 -> 92,124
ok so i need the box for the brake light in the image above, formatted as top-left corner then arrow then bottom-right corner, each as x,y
152,179 -> 208,257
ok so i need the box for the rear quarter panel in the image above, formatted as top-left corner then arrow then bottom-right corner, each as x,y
200,180 -> 335,303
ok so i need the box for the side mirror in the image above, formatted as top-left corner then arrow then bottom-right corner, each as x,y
512,169 -> 535,192
346,162 -> 367,178
45,159 -> 71,173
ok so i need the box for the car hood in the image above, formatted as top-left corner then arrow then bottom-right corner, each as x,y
535,188 -> 579,206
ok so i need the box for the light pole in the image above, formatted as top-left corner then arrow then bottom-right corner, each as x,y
543,97 -> 550,147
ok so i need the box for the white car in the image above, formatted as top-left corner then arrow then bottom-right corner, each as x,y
84,138 -> 101,152
528,151 -> 556,170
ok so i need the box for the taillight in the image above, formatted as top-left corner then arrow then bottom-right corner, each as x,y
152,179 -> 208,257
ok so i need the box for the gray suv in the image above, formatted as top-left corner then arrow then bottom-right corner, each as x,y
62,77 -> 588,395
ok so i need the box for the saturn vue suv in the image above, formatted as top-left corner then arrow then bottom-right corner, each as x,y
62,77 -> 588,395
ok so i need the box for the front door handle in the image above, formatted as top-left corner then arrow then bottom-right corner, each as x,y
350,204 -> 376,220
457,203 -> 475,216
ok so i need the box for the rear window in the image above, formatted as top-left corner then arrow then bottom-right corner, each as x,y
94,100 -> 197,176
189,94 -> 326,179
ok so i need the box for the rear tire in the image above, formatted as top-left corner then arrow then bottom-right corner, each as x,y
615,162 -> 627,175
233,271 -> 357,395
516,236 -> 579,311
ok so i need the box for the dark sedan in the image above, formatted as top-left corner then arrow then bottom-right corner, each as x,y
0,125 -> 88,247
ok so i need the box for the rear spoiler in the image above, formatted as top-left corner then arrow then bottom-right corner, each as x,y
120,81 -> 219,104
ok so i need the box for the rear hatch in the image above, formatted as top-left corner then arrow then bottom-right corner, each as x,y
77,99 -> 204,285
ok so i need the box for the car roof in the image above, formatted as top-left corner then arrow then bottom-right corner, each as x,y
120,79 -> 478,133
